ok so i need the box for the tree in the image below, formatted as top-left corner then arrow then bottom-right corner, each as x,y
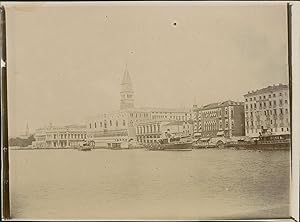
9,135 -> 35,147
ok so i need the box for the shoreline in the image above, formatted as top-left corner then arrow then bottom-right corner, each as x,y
9,147 -> 146,151
10,146 -> 290,151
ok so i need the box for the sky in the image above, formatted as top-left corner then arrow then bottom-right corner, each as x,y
5,3 -> 289,137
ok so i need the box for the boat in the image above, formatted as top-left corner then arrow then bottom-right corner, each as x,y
246,134 -> 290,150
110,141 -> 127,150
192,137 -> 229,149
192,137 -> 212,149
78,146 -> 92,151
77,140 -> 95,151
224,134 -> 290,150
147,136 -> 193,151
110,138 -> 143,150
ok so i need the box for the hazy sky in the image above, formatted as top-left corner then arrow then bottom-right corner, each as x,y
5,3 -> 288,136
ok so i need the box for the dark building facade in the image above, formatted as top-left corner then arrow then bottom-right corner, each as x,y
193,100 -> 245,138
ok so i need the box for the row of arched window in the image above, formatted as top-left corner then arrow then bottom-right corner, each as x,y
53,133 -> 86,140
89,119 -> 126,129
136,124 -> 161,134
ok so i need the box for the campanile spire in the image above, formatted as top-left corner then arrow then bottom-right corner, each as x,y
120,65 -> 134,109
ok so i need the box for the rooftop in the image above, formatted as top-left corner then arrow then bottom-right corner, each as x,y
87,107 -> 192,120
35,124 -> 86,132
133,107 -> 191,113
137,119 -> 193,126
195,100 -> 244,111
244,83 -> 289,97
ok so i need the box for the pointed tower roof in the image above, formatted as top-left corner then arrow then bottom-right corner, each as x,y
121,66 -> 133,92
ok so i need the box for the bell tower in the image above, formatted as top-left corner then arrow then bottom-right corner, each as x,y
120,66 -> 134,110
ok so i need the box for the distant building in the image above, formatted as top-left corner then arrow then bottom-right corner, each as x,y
244,84 -> 290,137
193,100 -> 245,138
135,120 -> 193,144
33,124 -> 87,148
86,67 -> 192,148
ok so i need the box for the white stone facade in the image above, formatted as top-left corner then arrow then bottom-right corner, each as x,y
244,84 -> 290,137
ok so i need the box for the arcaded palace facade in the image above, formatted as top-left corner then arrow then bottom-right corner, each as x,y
33,124 -> 87,148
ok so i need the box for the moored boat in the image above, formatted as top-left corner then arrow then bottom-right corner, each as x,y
110,139 -> 144,150
78,146 -> 92,151
146,137 -> 193,151
76,140 -> 95,151
246,134 -> 290,150
225,134 -> 290,150
160,141 -> 193,151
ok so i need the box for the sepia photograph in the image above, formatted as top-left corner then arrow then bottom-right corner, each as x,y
1,1 -> 299,221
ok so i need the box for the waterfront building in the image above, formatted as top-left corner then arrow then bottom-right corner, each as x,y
33,124 -> 87,148
135,121 -> 166,144
135,120 -> 193,144
86,108 -> 152,147
244,84 -> 290,137
193,100 -> 245,138
86,67 -> 192,148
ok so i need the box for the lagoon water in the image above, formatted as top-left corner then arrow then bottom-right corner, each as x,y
9,149 -> 290,220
